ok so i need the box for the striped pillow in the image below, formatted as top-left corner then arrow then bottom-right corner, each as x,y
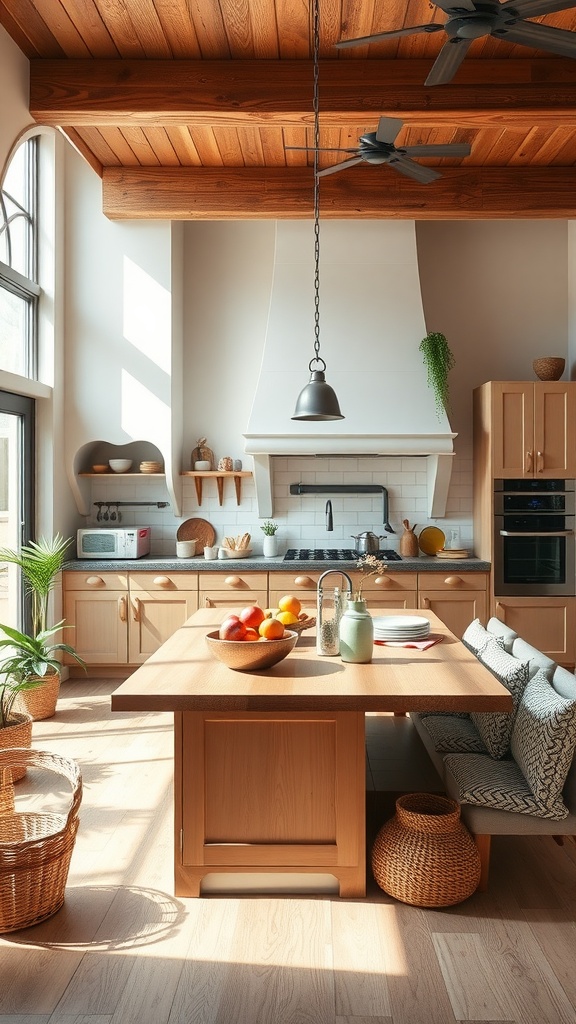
470,641 -> 529,759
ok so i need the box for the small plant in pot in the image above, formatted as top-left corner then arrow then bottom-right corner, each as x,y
0,535 -> 85,721
260,520 -> 279,557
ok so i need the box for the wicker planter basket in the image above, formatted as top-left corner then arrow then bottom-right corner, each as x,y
15,670 -> 60,721
0,748 -> 82,932
371,792 -> 481,907
0,714 -> 33,781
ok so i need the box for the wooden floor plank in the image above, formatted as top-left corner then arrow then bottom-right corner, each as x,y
331,902 -> 392,1018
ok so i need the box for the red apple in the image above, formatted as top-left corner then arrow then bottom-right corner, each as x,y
239,604 -> 266,630
219,615 -> 247,641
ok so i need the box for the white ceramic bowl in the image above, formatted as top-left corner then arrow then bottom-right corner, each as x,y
109,459 -> 133,473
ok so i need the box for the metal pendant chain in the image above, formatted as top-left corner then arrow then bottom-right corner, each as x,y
312,0 -> 323,371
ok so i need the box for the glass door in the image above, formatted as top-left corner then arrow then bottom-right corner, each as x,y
0,391 -> 34,628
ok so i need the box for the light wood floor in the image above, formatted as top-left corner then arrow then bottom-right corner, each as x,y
2,677 -> 576,1024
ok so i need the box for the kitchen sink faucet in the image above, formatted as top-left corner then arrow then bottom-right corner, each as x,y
326,500 -> 333,532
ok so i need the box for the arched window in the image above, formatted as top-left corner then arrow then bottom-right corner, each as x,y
0,137 -> 41,378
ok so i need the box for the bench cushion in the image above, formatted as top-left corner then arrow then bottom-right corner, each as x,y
470,641 -> 529,759
510,637 -> 556,681
444,752 -> 570,820
510,669 -> 576,819
486,617 -> 518,654
462,618 -> 504,655
420,714 -> 487,754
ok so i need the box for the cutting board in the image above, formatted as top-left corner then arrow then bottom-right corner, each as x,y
436,549 -> 470,559
177,517 -> 216,548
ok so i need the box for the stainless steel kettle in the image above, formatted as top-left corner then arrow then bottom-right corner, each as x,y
350,531 -> 386,554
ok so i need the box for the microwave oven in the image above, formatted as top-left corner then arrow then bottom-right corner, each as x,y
77,527 -> 151,560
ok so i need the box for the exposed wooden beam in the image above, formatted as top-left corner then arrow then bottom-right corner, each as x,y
102,166 -> 576,219
31,59 -> 576,129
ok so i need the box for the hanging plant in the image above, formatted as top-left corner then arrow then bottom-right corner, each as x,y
419,331 -> 455,417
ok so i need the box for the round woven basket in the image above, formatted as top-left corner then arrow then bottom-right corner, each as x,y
533,356 -> 565,381
15,670 -> 60,721
371,792 -> 481,907
0,714 -> 33,781
0,748 -> 82,933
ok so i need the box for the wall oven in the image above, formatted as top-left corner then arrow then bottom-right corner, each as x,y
494,480 -> 575,596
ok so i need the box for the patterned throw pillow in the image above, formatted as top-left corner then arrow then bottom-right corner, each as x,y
511,669 -> 576,818
462,619 -> 504,655
470,641 -> 529,759
444,752 -> 569,820
421,714 -> 487,753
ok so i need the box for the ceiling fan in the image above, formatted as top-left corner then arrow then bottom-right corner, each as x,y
336,0 -> 576,86
286,116 -> 471,183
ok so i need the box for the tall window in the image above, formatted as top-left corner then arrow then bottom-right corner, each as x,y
0,137 -> 40,378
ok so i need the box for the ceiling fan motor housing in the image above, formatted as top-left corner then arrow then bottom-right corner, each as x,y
446,1 -> 517,39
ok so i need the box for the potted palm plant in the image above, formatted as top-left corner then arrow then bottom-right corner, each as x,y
0,535 -> 85,721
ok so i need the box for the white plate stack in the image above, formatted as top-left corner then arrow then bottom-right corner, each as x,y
373,615 -> 431,642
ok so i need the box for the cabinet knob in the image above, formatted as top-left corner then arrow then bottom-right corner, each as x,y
85,575 -> 104,587
374,576 -> 393,588
153,575 -> 172,588
224,575 -> 242,587
294,575 -> 315,588
444,575 -> 463,587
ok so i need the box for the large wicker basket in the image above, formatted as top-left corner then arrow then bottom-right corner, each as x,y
371,792 -> 481,907
0,714 -> 33,781
0,748 -> 82,932
15,670 -> 61,721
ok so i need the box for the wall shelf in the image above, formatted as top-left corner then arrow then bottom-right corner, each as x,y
181,470 -> 252,506
79,473 -> 166,478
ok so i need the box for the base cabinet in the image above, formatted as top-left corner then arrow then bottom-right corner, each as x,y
199,571 -> 267,610
64,571 -> 198,666
493,597 -> 576,667
418,572 -> 488,638
176,709 -> 366,897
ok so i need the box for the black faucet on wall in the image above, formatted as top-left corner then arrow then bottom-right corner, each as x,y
290,483 -> 394,533
325,500 -> 333,532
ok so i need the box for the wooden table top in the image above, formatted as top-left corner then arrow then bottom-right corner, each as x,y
111,607 -> 513,715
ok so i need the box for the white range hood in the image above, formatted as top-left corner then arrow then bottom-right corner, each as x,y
244,220 -> 456,518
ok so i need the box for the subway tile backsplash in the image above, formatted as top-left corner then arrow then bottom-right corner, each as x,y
86,451 -> 473,557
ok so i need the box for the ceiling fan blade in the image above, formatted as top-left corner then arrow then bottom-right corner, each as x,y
496,20 -> 576,59
316,157 -> 364,177
425,37 -> 473,86
402,143 -> 471,157
285,146 -> 358,153
388,155 -> 442,183
501,0 -> 576,16
375,117 -> 404,145
335,23 -> 443,49
434,0 -> 476,11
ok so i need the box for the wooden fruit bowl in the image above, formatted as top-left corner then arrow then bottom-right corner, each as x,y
290,615 -> 316,633
205,629 -> 298,671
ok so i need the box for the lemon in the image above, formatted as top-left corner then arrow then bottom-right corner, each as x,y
277,610 -> 299,625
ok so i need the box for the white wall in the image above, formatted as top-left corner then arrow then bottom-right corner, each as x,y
0,25 -> 31,179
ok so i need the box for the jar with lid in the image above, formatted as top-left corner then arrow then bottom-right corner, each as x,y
316,569 -> 352,657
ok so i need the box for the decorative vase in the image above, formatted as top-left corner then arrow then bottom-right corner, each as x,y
533,357 -> 565,381
399,519 -> 419,557
371,793 -> 481,907
339,599 -> 374,663
262,535 -> 278,558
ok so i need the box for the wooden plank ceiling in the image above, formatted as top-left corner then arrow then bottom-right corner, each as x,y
3,0 -> 576,218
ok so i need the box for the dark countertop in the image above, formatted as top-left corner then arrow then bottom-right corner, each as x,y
64,554 -> 491,572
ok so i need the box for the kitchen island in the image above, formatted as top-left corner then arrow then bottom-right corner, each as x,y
111,606 -> 512,898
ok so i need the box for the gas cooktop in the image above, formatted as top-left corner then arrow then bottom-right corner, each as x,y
283,548 -> 402,562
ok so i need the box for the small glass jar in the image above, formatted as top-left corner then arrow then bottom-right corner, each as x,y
317,586 -> 343,656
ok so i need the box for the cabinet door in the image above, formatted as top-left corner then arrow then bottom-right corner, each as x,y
418,590 -> 488,639
491,381 -> 534,478
493,597 -> 576,667
533,382 -> 576,478
128,590 -> 198,664
63,589 -> 128,664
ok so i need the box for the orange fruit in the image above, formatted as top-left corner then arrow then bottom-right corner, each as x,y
278,594 -> 301,617
244,627 -> 260,641
277,610 -> 299,626
258,617 -> 284,640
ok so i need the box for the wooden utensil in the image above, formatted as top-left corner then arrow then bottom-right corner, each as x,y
399,520 -> 419,557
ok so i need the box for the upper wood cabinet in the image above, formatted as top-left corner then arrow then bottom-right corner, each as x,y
480,381 -> 576,479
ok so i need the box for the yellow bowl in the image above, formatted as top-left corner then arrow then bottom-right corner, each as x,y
205,629 -> 298,671
92,464 -> 109,473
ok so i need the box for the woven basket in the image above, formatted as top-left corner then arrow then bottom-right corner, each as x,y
0,748 -> 82,932
371,792 -> 481,907
15,670 -> 60,721
0,714 -> 33,781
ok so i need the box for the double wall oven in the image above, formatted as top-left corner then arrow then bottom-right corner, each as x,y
494,479 -> 575,597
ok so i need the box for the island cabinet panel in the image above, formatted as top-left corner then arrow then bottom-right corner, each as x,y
199,570 -> 267,610
176,710 -> 366,897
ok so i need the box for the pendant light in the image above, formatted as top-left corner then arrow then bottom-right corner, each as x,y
292,0 -> 344,421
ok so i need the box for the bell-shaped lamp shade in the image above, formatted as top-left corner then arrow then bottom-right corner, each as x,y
292,368 -> 344,421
